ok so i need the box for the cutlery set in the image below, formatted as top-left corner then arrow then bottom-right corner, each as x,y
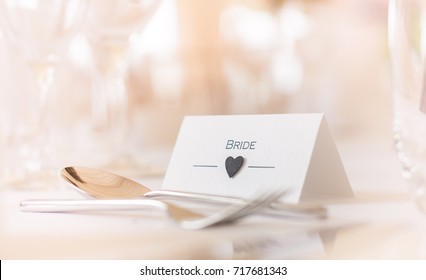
20,166 -> 327,229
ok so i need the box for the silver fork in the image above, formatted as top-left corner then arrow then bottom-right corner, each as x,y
20,188 -> 286,230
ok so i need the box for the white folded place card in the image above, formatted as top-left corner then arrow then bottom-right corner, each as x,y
162,114 -> 353,203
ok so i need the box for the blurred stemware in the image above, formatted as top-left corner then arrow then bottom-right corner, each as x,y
84,0 -> 163,173
388,0 -> 426,212
0,0 -> 88,188
220,0 -> 311,114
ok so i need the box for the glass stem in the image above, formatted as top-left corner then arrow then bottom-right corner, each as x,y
34,63 -> 55,123
92,45 -> 129,161
26,61 -> 57,172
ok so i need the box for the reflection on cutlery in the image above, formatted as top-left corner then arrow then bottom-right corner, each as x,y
61,166 -> 327,219
20,188 -> 286,230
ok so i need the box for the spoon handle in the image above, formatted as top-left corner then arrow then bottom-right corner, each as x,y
20,199 -> 166,212
20,198 -> 326,219
145,190 -> 327,219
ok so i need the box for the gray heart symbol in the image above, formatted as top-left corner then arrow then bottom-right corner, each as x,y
225,156 -> 244,178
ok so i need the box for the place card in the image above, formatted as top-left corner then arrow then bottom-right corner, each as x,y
162,114 -> 353,203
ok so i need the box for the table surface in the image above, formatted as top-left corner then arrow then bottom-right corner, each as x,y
2,129 -> 426,260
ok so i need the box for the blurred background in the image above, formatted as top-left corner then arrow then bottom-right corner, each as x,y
0,0 -> 391,181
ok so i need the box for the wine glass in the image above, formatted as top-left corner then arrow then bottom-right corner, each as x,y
84,0 -> 163,174
388,0 -> 426,212
0,0 -> 88,188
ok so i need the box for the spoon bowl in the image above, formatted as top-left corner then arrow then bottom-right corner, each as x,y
61,166 -> 151,199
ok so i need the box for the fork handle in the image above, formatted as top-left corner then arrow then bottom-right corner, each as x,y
20,199 -> 166,212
